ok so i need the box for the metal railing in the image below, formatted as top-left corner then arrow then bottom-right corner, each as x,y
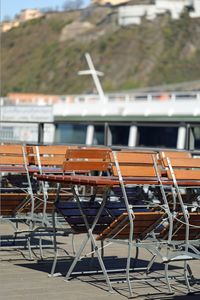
1,91 -> 200,106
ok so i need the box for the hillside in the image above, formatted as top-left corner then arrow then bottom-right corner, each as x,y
1,6 -> 200,96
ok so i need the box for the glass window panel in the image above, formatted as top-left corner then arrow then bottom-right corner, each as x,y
0,123 -> 38,143
137,126 -> 178,148
54,124 -> 87,144
110,125 -> 129,146
192,127 -> 200,150
0,126 -> 14,142
93,125 -> 104,145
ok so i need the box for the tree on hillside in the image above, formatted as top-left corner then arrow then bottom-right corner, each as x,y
62,0 -> 83,11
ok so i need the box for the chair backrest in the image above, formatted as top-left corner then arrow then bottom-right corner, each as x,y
159,151 -> 191,159
27,145 -> 69,167
162,156 -> 200,181
0,144 -> 28,166
63,147 -> 112,173
110,151 -> 158,179
0,144 -> 36,216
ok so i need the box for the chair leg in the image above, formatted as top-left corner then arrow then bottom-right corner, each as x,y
90,233 -> 114,293
146,254 -> 157,274
164,263 -> 173,294
187,263 -> 195,283
65,234 -> 89,280
49,208 -> 59,277
49,250 -> 59,277
126,242 -> 133,298
39,236 -> 44,260
71,234 -> 76,256
184,261 -> 192,293
101,240 -> 104,257
26,235 -> 34,260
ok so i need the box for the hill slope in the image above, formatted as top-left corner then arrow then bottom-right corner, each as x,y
2,6 -> 200,96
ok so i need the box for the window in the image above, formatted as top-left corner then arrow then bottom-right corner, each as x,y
137,126 -> 178,148
0,126 -> 13,141
191,127 -> 200,150
55,124 -> 87,144
93,125 -> 104,145
109,125 -> 129,146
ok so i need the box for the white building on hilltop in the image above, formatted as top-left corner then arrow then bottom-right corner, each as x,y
118,0 -> 200,26
1,9 -> 44,32
18,9 -> 44,22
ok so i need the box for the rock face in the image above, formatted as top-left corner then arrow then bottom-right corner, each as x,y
59,21 -> 95,42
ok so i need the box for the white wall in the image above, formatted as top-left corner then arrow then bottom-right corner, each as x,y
190,0 -> 200,17
118,0 -> 200,26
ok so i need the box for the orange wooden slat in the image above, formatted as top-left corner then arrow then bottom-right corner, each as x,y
110,152 -> 154,164
32,145 -> 69,155
63,161 -> 110,172
35,156 -> 65,166
163,157 -> 200,168
159,151 -> 191,159
112,165 -> 157,177
66,148 -> 111,160
167,169 -> 200,180
0,156 -> 25,165
0,144 -> 25,155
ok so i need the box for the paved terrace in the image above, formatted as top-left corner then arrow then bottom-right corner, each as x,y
0,223 -> 200,300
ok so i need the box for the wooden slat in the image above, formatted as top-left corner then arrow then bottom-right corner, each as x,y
0,144 -> 24,155
167,169 -> 200,180
163,157 -> 200,168
36,173 -> 159,186
35,156 -> 65,166
0,193 -> 28,200
112,165 -> 157,177
110,152 -> 154,164
63,161 -> 110,172
32,145 -> 69,155
0,156 -> 25,165
66,148 -> 111,160
160,151 -> 191,159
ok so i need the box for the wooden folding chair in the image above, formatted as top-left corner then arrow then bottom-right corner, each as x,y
27,144 -> 71,223
37,147 -> 115,291
95,150 -> 176,296
0,143 -> 41,258
158,154 -> 200,292
96,150 -> 199,296
0,144 -> 35,223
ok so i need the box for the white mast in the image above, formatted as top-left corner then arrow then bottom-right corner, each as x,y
78,53 -> 107,103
